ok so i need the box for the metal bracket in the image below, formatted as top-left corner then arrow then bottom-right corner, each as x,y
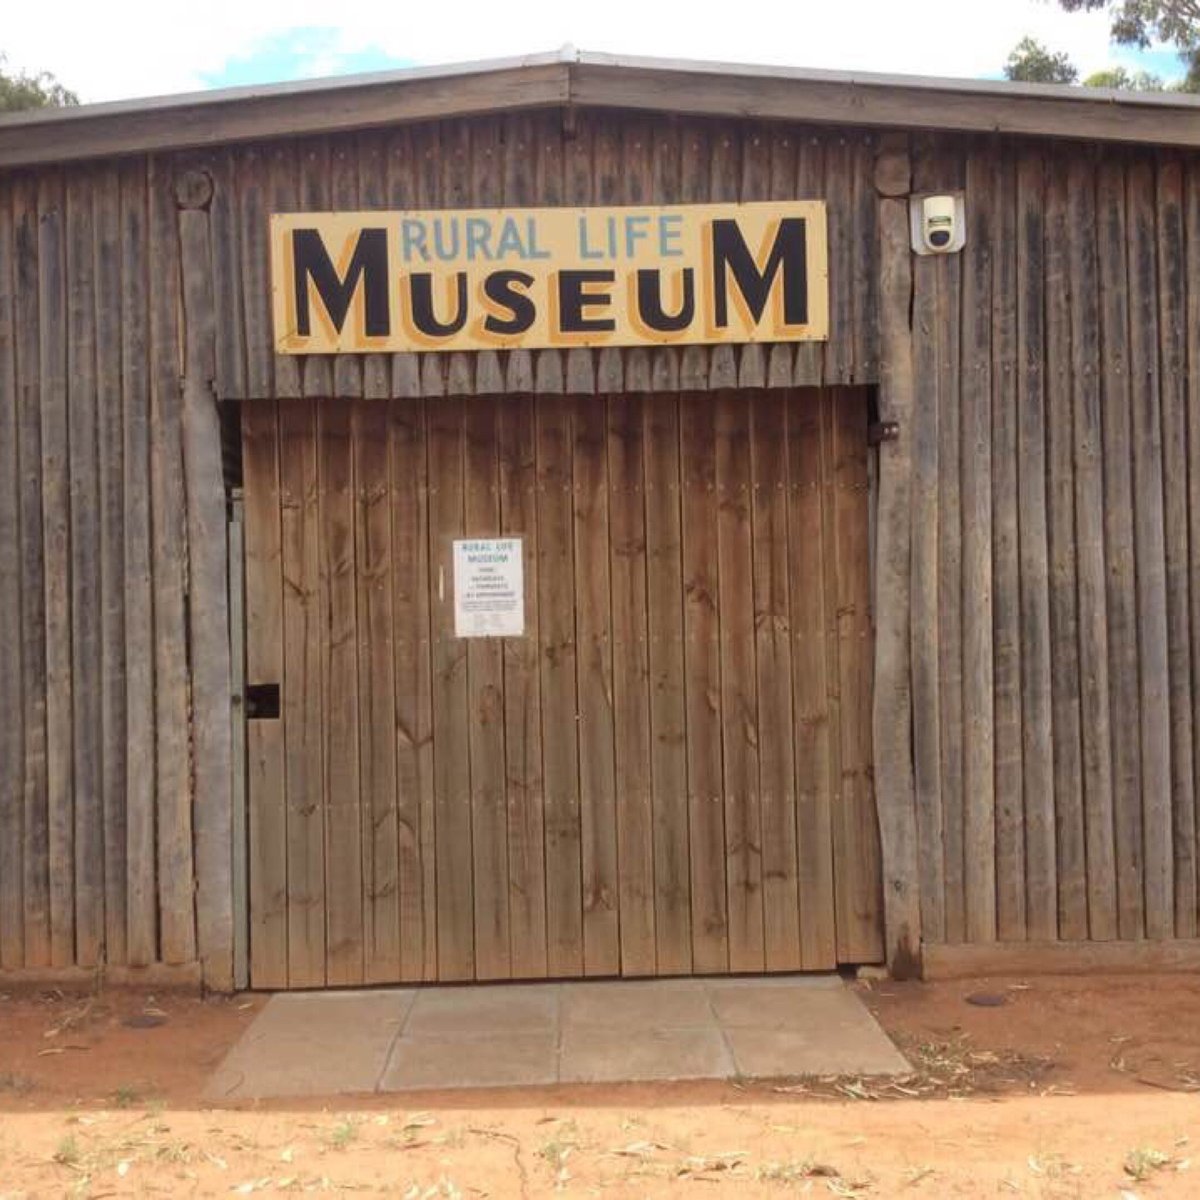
868,420 -> 900,446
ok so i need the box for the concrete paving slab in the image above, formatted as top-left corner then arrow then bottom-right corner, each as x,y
205,991 -> 415,1100
724,1025 -> 910,1077
561,979 -> 714,1029
706,974 -> 843,990
403,983 -> 558,1036
560,1024 -> 734,1082
380,1033 -> 559,1090
246,989 -> 416,1038
204,974 -> 908,1099
707,982 -> 861,1029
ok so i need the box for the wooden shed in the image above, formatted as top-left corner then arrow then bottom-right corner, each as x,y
4,49 -> 1200,991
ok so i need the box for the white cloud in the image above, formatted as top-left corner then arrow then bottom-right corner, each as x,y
5,0 -> 1133,103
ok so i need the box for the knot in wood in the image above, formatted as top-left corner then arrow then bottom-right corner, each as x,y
174,168 -> 214,210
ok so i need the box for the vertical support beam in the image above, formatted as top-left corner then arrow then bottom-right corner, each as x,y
177,168 -> 234,990
149,156 -> 195,965
874,143 -> 921,977
228,493 -> 248,991
907,138 -> 944,946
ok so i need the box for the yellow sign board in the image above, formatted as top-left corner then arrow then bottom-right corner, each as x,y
270,202 -> 828,354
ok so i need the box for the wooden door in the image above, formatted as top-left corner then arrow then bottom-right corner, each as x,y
241,387 -> 881,988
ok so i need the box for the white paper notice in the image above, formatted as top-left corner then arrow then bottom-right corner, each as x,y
453,538 -> 524,637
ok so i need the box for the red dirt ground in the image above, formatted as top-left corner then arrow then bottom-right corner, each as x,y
2,973 -> 1199,1197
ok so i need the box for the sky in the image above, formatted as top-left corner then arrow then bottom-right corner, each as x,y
3,0 -> 1184,105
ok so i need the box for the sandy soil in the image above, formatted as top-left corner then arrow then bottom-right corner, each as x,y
2,972 -> 1199,1197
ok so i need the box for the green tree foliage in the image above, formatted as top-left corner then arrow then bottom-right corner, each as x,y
0,55 -> 78,112
1082,64 -> 1166,86
1005,35 -> 1080,82
1058,0 -> 1200,89
1004,32 -> 1177,91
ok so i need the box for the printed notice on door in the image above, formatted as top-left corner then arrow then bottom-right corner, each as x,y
453,538 -> 524,638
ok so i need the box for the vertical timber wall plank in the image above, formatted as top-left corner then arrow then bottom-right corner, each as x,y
1127,157 -> 1173,940
1098,156 -> 1145,940
279,397 -> 327,987
875,193 -> 921,974
574,391 -> 620,975
0,178 -> 23,967
1156,156 -> 1196,938
788,389 -> 837,968
1044,155 -> 1088,941
429,394 -> 473,979
179,195 -> 234,989
1186,157 -> 1200,939
1016,148 -> 1058,941
465,392 -> 511,979
644,390 -> 692,974
38,170 -> 75,967
681,120 -> 730,974
535,395 -> 584,975
354,391 -> 401,983
499,391 -> 547,977
830,388 -> 883,961
681,389 -> 729,973
612,121 -> 658,977
792,132 -> 825,388
931,144 -> 966,945
750,389 -> 802,970
94,166 -> 128,966
823,136 -> 853,385
389,396 -> 435,979
608,391 -> 657,975
321,400 -> 365,985
574,119 -> 619,976
908,138 -> 944,944
267,145 -> 302,402
242,400 -> 287,987
119,162 -> 157,966
990,150 -> 1025,942
715,388 -> 765,971
1069,156 -> 1118,940
66,170 -> 103,967
960,148 -> 997,945
208,148 -> 246,401
853,136 -> 880,383
149,159 -> 195,964
14,176 -> 50,968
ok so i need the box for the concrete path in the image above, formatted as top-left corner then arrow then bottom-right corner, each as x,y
206,975 -> 909,1100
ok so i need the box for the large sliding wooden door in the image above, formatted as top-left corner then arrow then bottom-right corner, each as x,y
241,387 -> 881,988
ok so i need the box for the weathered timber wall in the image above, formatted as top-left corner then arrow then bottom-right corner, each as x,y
3,99 -> 1199,988
0,155 -> 232,983
901,134 -> 1200,949
200,109 -> 881,401
0,108 -> 881,988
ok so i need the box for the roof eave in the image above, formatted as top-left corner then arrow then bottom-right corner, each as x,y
4,51 -> 1200,170
0,58 -> 572,169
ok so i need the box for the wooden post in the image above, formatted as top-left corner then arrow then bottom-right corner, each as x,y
875,171 -> 921,977
177,171 -> 234,990
0,172 -> 23,969
908,139 -> 943,945
228,493 -> 248,991
149,157 -> 196,966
